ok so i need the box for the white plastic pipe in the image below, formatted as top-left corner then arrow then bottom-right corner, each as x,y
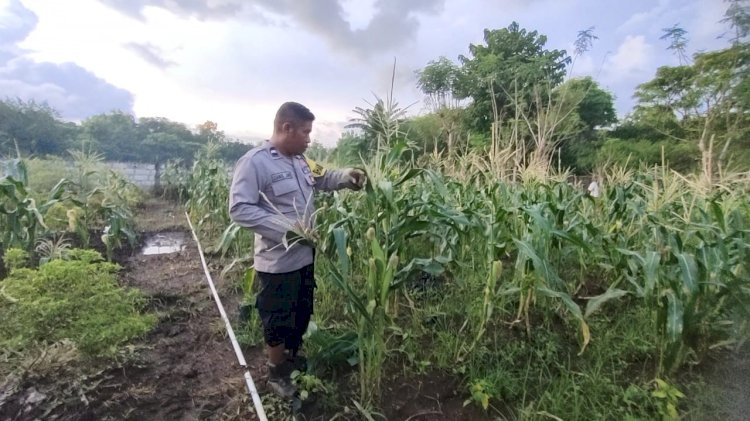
185,212 -> 268,421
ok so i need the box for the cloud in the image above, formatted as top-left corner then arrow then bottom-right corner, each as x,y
0,57 -> 134,119
97,0 -> 243,20
0,0 -> 38,45
617,0 -> 670,33
97,0 -> 446,56
124,42 -> 176,68
0,1 -> 134,119
603,35 -> 655,84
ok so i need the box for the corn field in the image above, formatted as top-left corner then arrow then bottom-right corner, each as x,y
164,126 -> 750,419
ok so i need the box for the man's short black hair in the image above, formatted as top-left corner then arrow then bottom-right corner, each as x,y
274,102 -> 315,131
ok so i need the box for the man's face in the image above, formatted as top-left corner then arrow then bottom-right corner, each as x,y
283,120 -> 312,155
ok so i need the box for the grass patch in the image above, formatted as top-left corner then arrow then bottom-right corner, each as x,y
0,249 -> 155,373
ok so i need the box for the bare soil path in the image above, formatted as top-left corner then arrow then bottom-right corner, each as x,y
687,345 -> 750,421
1,198 -> 264,420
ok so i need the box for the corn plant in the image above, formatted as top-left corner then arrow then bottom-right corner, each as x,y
185,147 -> 231,237
161,159 -> 190,201
327,226 -> 398,407
612,179 -> 750,373
0,159 -> 71,253
460,260 -> 502,360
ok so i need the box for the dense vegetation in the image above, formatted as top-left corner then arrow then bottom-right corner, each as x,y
2,1 -> 750,419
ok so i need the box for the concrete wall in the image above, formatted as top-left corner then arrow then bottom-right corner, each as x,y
103,162 -> 158,189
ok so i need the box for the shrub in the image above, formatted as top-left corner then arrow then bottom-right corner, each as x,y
0,249 -> 155,357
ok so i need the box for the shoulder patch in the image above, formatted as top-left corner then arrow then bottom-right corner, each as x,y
303,156 -> 327,177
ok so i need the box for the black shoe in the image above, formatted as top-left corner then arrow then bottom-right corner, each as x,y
267,361 -> 297,399
287,354 -> 308,373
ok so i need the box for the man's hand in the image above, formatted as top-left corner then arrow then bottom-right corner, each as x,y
344,168 -> 366,190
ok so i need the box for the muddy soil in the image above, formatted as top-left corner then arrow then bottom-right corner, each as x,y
686,345 -> 750,421
1,199 -> 263,420
1,198 -> 492,421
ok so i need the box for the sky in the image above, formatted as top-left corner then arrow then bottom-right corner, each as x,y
0,0 -> 731,146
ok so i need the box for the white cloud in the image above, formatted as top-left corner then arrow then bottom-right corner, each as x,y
617,0 -> 670,33
0,0 -> 134,119
603,35 -> 655,84
3,0 -> 735,144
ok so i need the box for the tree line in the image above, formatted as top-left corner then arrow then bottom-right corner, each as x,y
2,0 -> 749,175
0,102 -> 251,165
333,0 -> 750,175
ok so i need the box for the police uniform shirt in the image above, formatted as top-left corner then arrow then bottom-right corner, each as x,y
228,141 -> 350,273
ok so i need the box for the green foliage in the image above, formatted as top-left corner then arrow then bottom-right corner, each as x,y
79,111 -> 140,161
652,379 -> 685,420
464,379 -> 495,411
0,99 -> 76,156
185,145 -> 232,237
25,157 -> 78,193
304,141 -> 332,163
416,56 -> 462,109
214,140 -> 252,163
402,114 -> 444,155
631,42 -> 750,173
291,371 -> 330,403
331,131 -> 370,166
0,249 -> 155,358
455,22 -> 570,132
557,77 -> 617,131
80,114 -> 205,165
3,247 -> 29,271
0,159 -> 69,253
346,94 -> 410,152
597,138 -> 699,172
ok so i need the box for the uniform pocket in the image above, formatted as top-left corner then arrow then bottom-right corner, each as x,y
271,179 -> 297,197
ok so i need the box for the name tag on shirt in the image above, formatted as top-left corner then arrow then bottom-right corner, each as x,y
271,171 -> 293,182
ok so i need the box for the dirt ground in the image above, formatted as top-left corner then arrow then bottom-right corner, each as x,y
686,345 -> 750,421
1,198 -> 262,420
0,198 -> 491,421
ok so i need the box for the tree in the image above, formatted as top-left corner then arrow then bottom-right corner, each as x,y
557,77 -> 617,131
416,57 -> 461,110
454,22 -> 570,133
196,120 -> 225,143
634,44 -> 750,174
723,0 -> 750,44
79,111 -> 139,161
331,131 -> 370,166
138,117 -> 201,165
553,77 -> 617,171
402,113 -> 444,156
0,99 -> 75,156
660,24 -> 690,64
416,57 -> 466,154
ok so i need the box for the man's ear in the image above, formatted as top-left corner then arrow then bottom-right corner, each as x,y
282,122 -> 293,133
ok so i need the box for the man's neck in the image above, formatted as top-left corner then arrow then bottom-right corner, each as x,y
268,136 -> 293,157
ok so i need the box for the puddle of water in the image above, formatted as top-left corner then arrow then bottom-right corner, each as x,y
141,231 -> 187,255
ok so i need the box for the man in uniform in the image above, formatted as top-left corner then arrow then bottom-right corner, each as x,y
228,102 -> 365,399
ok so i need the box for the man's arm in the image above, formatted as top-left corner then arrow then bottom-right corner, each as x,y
229,154 -> 291,243
305,158 -> 364,192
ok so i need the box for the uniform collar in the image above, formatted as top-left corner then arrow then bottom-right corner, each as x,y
264,141 -> 285,160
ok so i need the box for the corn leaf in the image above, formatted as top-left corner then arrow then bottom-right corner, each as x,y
664,290 -> 684,343
584,288 -> 629,318
675,252 -> 698,293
